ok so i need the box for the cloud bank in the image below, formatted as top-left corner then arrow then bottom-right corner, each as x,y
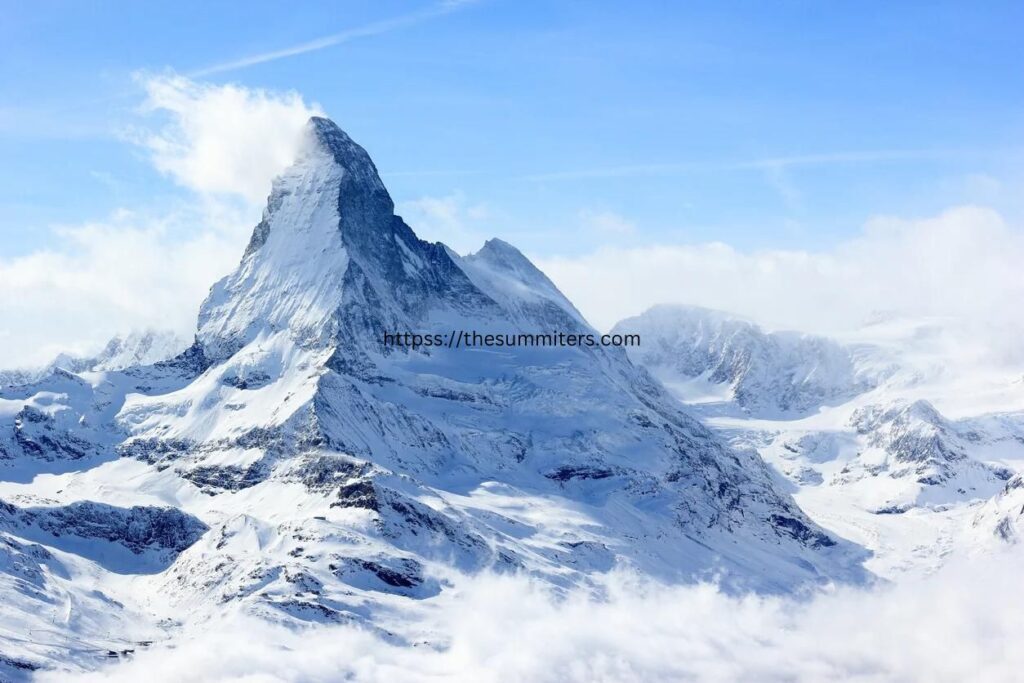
537,205 -> 1024,340
55,548 -> 1024,683
0,206 -> 248,366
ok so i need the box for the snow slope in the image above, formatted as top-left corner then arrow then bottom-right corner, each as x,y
0,118 -> 869,677
619,305 -> 1024,579
613,304 -> 878,417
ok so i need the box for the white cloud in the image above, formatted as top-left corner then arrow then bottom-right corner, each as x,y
0,76 -> 323,368
579,209 -> 637,236
137,74 -> 323,203
0,205 -> 249,367
397,192 -> 491,254
537,205 -> 1024,340
54,547 -> 1024,683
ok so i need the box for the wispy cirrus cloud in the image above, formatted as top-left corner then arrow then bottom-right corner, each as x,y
190,0 -> 480,77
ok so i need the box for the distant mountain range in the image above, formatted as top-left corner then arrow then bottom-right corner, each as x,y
617,303 -> 1024,579
0,330 -> 187,387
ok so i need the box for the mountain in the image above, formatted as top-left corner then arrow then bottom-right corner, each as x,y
0,118 -> 867,674
840,399 -> 1012,510
615,305 -> 1024,579
0,330 -> 187,388
974,473 -> 1024,544
612,305 -> 877,417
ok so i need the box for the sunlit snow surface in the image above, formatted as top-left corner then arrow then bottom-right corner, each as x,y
2,120 -> 1022,681
618,306 -> 1024,581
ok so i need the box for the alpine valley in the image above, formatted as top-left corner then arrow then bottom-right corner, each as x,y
1,118 -> 1021,679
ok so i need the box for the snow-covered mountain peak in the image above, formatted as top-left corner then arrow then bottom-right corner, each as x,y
0,329 -> 187,388
613,304 -> 871,416
91,330 -> 190,371
473,237 -> 526,260
197,116 -> 494,362
458,238 -> 587,326
196,130 -> 351,360
306,116 -> 391,203
635,303 -> 757,329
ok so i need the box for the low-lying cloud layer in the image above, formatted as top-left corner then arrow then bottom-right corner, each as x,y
538,205 -> 1024,339
56,547 -> 1024,682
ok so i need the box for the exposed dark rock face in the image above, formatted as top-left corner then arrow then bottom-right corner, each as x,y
850,400 -> 1012,486
1,499 -> 207,555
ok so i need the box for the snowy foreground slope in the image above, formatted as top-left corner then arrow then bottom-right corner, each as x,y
0,118 -> 867,678
615,306 -> 1024,579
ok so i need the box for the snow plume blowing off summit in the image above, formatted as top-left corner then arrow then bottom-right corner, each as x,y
0,117 -> 871,678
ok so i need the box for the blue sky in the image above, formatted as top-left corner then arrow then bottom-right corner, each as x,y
2,0 -> 1021,258
2,1 -> 1024,365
